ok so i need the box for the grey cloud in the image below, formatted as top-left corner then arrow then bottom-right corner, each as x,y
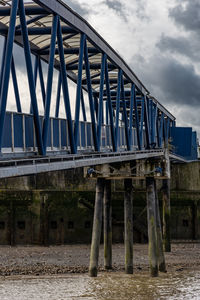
131,54 -> 200,107
157,34 -> 200,62
169,0 -> 200,32
102,0 -> 128,22
62,0 -> 89,17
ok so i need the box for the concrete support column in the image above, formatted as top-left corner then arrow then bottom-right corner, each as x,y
154,181 -> 166,272
104,180 -> 112,270
162,179 -> 171,252
89,177 -> 105,277
146,176 -> 158,277
124,178 -> 133,274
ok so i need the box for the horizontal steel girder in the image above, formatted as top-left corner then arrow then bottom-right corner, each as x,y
0,5 -> 49,16
39,47 -> 100,55
0,26 -> 77,36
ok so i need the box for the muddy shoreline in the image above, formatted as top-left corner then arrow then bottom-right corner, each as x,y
0,243 -> 199,277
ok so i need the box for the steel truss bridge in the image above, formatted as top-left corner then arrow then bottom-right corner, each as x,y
0,0 -> 182,177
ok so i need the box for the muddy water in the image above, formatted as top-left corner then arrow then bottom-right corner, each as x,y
0,270 -> 200,300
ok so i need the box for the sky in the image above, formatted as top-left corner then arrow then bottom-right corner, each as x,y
62,0 -> 200,137
1,0 -> 200,137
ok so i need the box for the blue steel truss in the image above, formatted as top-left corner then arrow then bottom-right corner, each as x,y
0,0 -> 176,157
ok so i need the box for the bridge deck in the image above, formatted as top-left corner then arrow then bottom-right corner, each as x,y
0,150 -> 186,179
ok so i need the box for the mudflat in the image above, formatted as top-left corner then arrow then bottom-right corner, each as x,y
0,243 -> 199,276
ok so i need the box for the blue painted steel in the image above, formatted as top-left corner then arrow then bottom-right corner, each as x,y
0,0 -> 19,151
139,98 -> 144,148
74,33 -> 85,151
115,69 -> 122,146
55,72 -> 61,118
144,96 -> 150,149
121,74 -> 130,150
170,127 -> 197,160
38,59 -> 46,107
42,14 -> 58,153
57,17 -> 76,154
18,0 -> 44,155
30,56 -> 38,114
84,39 -> 98,151
14,114 -> 23,147
25,115 -> 34,148
11,56 -> 22,113
60,119 -> 67,148
2,113 -> 12,148
53,119 -> 59,148
81,90 -> 87,122
0,37 -> 7,97
129,84 -> 134,149
97,53 -> 106,150
158,112 -> 164,148
133,86 -> 141,150
105,58 -> 116,152
15,14 -> 47,31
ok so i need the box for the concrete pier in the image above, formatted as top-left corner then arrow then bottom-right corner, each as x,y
103,180 -> 112,270
89,178 -> 105,277
146,177 -> 158,277
124,178 -> 133,274
162,179 -> 171,252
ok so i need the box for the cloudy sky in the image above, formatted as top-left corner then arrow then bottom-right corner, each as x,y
63,0 -> 200,136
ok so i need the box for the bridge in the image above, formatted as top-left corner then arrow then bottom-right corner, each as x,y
0,0 -> 198,278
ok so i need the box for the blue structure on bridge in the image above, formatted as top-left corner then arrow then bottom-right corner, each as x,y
0,0 -> 195,160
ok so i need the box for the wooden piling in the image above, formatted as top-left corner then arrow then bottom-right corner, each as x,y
162,179 -> 171,252
124,178 -> 133,274
104,180 -> 112,270
154,181 -> 166,272
89,177 -> 105,277
146,176 -> 158,277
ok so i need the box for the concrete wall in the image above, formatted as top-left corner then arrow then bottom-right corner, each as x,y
0,161 -> 199,244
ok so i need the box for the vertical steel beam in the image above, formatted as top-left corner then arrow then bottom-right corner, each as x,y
129,84 -> 134,149
55,72 -> 61,118
42,14 -> 58,153
84,39 -> 98,151
97,53 -> 106,150
81,90 -> 87,122
139,98 -> 144,149
11,56 -> 22,112
74,34 -> 85,150
0,0 -> 19,151
0,37 -> 7,97
134,90 -> 141,150
121,74 -> 130,150
144,96 -> 150,149
38,58 -> 46,107
57,17 -> 75,154
18,0 -> 44,155
105,59 -> 116,152
159,113 -> 164,148
30,56 -> 38,114
115,69 -> 122,147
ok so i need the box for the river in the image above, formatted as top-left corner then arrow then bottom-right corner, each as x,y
0,270 -> 199,299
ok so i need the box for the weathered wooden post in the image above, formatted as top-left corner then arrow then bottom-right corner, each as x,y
162,179 -> 171,252
89,177 -> 105,277
154,181 -> 166,272
104,180 -> 112,270
124,178 -> 133,274
146,176 -> 158,277
162,149 -> 171,252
